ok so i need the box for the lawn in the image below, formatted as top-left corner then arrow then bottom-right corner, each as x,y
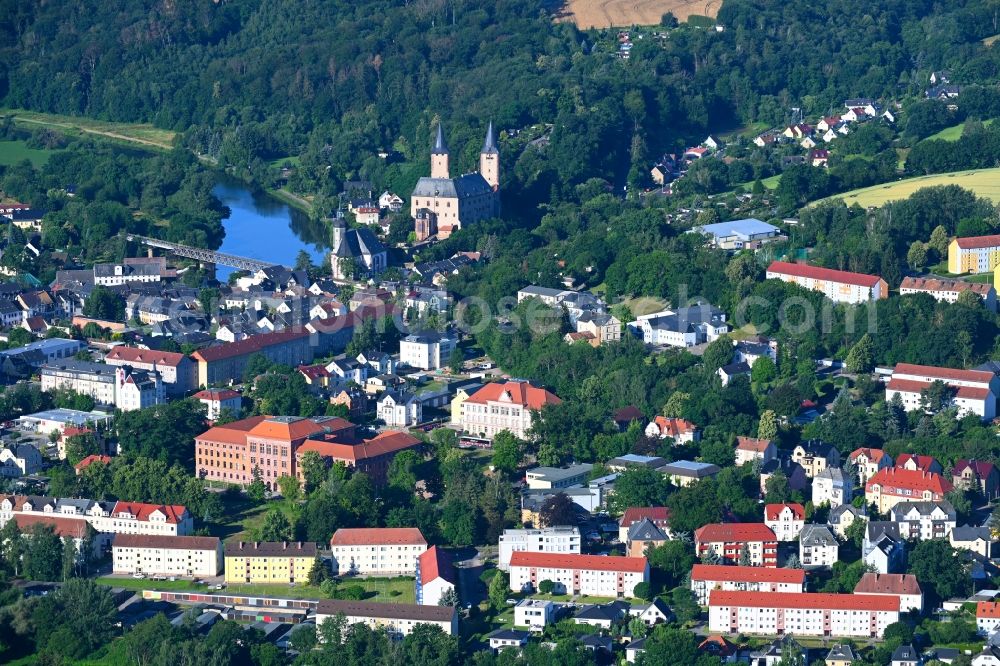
926,118 -> 995,142
811,167 -> 1000,208
623,295 -> 668,316
95,575 -> 416,602
206,494 -> 299,542
0,140 -> 60,167
1,108 -> 176,150
95,576 -> 205,593
984,33 -> 1000,46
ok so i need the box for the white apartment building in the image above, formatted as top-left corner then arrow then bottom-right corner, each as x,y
112,534 -> 222,577
813,468 -> 852,509
514,599 -> 556,631
628,304 -> 729,347
498,526 -> 582,570
104,346 -> 196,394
316,600 -> 457,638
899,277 -> 997,312
460,380 -> 561,441
708,591 -> 900,638
889,501 -> 957,541
765,261 -> 887,304
885,363 -> 997,420
763,503 -> 805,542
690,564 -> 806,605
194,388 -> 243,420
854,573 -> 923,613
799,525 -> 839,569
40,360 -> 165,412
508,552 -> 649,598
399,333 -> 456,371
329,527 -> 428,576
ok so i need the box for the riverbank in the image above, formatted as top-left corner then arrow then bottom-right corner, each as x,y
268,187 -> 314,215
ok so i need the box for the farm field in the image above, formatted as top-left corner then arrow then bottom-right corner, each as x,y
0,140 -> 60,167
1,108 -> 175,150
926,118 -> 995,142
555,0 -> 719,28
811,167 -> 1000,208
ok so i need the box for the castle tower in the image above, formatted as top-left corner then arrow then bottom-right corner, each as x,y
430,123 -> 449,179
479,120 -> 499,191
330,216 -> 346,278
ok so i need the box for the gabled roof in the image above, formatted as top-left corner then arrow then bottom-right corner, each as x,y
766,260 -> 881,288
850,447 -> 889,463
954,459 -> 997,478
627,518 -> 668,542
330,527 -> 427,547
900,276 -> 993,296
895,453 -> 941,471
105,346 -> 187,367
620,506 -> 670,527
648,416 -> 698,437
224,541 -> 317,556
74,454 -> 111,472
854,572 -> 921,596
111,501 -> 188,524
14,513 -> 90,537
465,381 -> 561,410
191,330 -> 308,363
418,545 -> 455,586
978,601 -> 1000,618
892,362 -> 994,384
694,523 -> 777,543
799,524 -> 837,547
866,467 -> 953,495
764,503 -> 804,521
954,234 -> 1000,250
508,552 -> 647,573
736,436 -> 772,452
691,564 -> 805,584
113,534 -> 220,551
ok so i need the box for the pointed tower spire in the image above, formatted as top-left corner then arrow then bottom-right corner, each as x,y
432,123 -> 448,155
482,121 -> 498,154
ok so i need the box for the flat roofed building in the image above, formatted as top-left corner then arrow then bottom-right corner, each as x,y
691,218 -> 782,249
112,534 -> 223,577
690,563 -> 806,605
525,463 -> 593,490
329,527 -> 427,576
316,599 -> 457,638
661,460 -> 720,487
223,541 -> 316,584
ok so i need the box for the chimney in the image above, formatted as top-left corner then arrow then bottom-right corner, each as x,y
283,541 -> 287,550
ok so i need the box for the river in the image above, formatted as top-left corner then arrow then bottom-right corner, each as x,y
212,179 -> 329,279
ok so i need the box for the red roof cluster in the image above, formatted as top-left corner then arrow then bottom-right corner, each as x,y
330,527 -> 427,547
894,453 -> 941,472
900,276 -> 993,295
105,346 -> 187,368
508,552 -> 648,573
764,503 -> 805,521
691,564 -> 805,584
111,502 -> 188,524
955,234 -> 1000,250
853,573 -> 921,596
766,260 -> 881,288
865,467 -> 953,496
465,381 -> 561,411
74,454 -> 112,472
709,590 -> 899,611
694,523 -> 777,543
849,447 -> 889,463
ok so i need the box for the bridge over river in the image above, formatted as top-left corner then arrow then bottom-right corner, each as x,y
125,235 -> 280,273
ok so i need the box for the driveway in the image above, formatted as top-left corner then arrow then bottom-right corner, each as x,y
452,547 -> 486,608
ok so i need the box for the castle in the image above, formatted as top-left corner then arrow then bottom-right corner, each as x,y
411,122 -> 500,241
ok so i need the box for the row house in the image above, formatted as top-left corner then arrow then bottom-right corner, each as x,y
865,467 -> 954,513
813,467 -> 852,508
507,552 -> 649,598
498,526 -> 582,570
459,380 -> 561,441
223,541 -> 316,584
690,564 -> 806,605
899,276 -> 997,312
329,527 -> 428,576
765,261 -> 887,304
112,534 -> 222,577
885,363 -> 998,420
708,590 -> 900,638
735,436 -> 776,467
316,599 -> 457,638
694,523 -> 778,567
764,503 -> 805,542
848,448 -> 892,486
889,500 -> 957,541
853,572 -> 923,613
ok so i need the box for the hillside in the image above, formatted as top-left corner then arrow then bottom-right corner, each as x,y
812,168 -> 1000,208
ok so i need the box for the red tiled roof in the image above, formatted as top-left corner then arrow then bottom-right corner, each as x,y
698,635 -> 737,657
691,564 -> 805,585
736,436 -> 772,452
465,381 -> 561,410
892,362 -> 994,384
418,545 -> 456,586
613,406 -> 644,423
764,503 -> 804,521
979,601 -> 1000,618
849,447 -> 889,463
900,276 -> 993,296
955,234 -> 1000,250
297,364 -> 331,380
895,453 -> 941,471
111,501 -> 188,524
709,590 -> 898,612
113,534 -> 220,551
248,417 -> 332,441
766,261 -> 881,288
853,573 -> 921,596
62,426 -> 93,440
14,514 -> 89,538
649,416 -> 698,438
296,431 -> 420,463
194,389 -> 241,401
865,467 -> 953,495
196,415 -> 268,446
620,507 -> 670,528
74,454 -> 111,472
190,330 -> 308,363
330,527 -> 427,547
954,459 -> 997,478
106,346 -> 187,367
887,377 -> 991,401
508,551 -> 648,573
695,523 -> 777,543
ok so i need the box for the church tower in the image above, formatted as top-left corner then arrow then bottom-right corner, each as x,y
330,216 -> 346,278
479,121 -> 500,191
430,123 -> 449,179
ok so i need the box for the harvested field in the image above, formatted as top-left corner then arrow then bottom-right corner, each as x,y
555,0 -> 719,28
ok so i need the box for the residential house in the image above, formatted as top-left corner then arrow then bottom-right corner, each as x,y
953,460 -> 1000,499
0,444 -> 43,478
112,534 -> 223,577
886,363 -> 998,420
399,333 -> 456,371
865,467 -> 953,513
486,629 -> 530,653
194,389 -> 242,421
661,460 -> 720,487
618,507 -> 671,542
416,546 -> 455,606
459,380 -> 561,441
810,149 -> 830,167
514,599 -> 555,631
315,600 -> 456,638
765,261 -> 887,304
735,437 -> 776,466
717,361 -> 750,387
979,602 -> 1000,635
891,645 -> 921,666
376,390 -> 421,427
626,518 -> 670,557
644,416 -> 700,443
812,467 -> 852,509
694,523 -> 778,567
630,597 -> 672,626
574,312 -> 622,346
863,522 -> 907,573
890,500 -> 957,541
759,458 -> 809,496
896,453 -> 944,474
573,600 -> 630,629
854,572 -> 923,613
826,645 -> 861,666
764,503 -> 805,542
104,346 -> 195,394
223,541 -> 316,584
697,635 -> 738,663
828,504 -> 868,538
329,528 -> 427,576
791,440 -> 840,478
951,525 -> 994,559
690,564 -> 806,605
849,447 -> 893,486
799,524 -> 839,569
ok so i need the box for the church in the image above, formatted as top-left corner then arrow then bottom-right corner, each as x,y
411,122 -> 500,241
329,217 -> 387,281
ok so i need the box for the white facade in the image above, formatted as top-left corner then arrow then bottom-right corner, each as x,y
112,535 -> 222,576
708,591 -> 900,638
885,363 -> 998,421
628,306 -> 728,347
812,468 -> 852,509
329,530 -> 428,576
764,505 -> 804,542
498,527 -> 582,570
890,502 -> 957,541
507,553 -> 649,598
376,392 -> 422,427
316,600 -> 457,638
514,599 -> 555,631
899,277 -> 997,312
196,391 -> 243,420
765,262 -> 886,304
690,564 -> 805,605
40,362 -> 164,412
399,335 -> 456,371
799,525 -> 840,569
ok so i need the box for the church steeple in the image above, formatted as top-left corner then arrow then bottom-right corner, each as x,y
430,123 -> 450,179
482,121 -> 498,155
479,120 -> 499,191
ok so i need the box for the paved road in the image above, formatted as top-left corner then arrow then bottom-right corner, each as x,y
453,547 -> 486,608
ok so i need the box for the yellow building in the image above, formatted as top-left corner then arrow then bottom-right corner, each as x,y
223,541 -> 317,584
450,385 -> 480,426
948,234 -> 1000,274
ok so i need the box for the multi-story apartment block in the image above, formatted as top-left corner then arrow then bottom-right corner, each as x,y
40,361 -> 164,411
708,591 -> 900,638
886,363 -> 998,420
865,467 -> 953,513
899,276 -> 997,311
948,234 -> 1000,274
399,333 -> 457,371
690,564 -> 806,605
694,523 -> 778,567
104,346 -> 196,394
812,468 -> 852,509
329,528 -> 428,576
849,448 -> 892,486
190,330 -> 313,388
112,534 -> 223,577
223,541 -> 316,584
735,437 -> 776,467
764,503 -> 805,541
799,525 -> 839,568
853,573 -> 923,613
765,261 -> 887,304
618,507 -> 671,542
889,500 -> 957,541
195,415 -> 355,489
507,552 -> 649,598
316,599 -> 457,638
498,526 -> 581,570
460,380 -> 561,441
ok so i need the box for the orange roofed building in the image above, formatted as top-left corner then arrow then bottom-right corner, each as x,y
458,380 -> 561,441
294,430 -> 422,487
690,563 -> 806,604
507,552 -> 649,598
329,527 -> 428,576
865,467 -> 953,513
694,523 -> 778,567
765,261 -> 887,304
